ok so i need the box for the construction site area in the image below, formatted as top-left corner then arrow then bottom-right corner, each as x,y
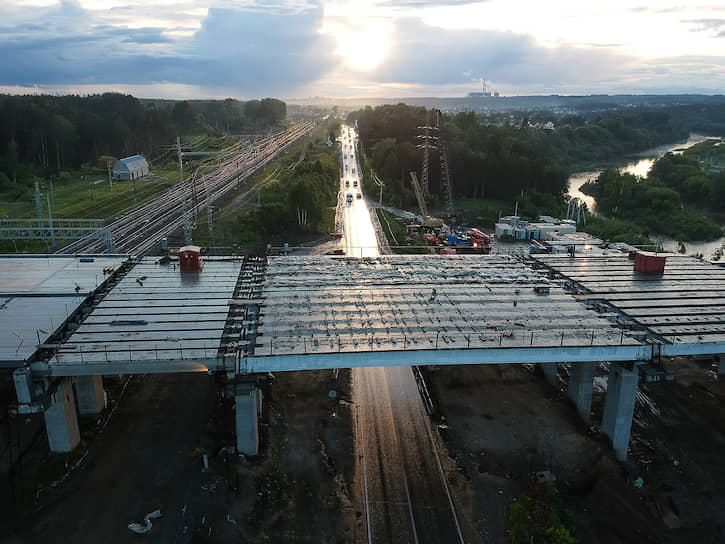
1,122 -> 724,543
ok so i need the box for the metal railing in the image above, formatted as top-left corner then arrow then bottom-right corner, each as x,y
257,327 -> 635,357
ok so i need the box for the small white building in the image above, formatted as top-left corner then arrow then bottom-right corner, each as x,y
112,155 -> 149,181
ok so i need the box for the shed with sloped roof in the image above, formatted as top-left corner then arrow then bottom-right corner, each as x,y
112,155 -> 149,181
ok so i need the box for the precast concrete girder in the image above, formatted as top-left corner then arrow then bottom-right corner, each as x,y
238,342 -> 725,374
34,342 -> 725,378
34,359 -> 218,377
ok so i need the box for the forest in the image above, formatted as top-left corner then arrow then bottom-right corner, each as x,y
201,135 -> 339,247
0,93 -> 287,196
349,103 -> 725,242
581,140 -> 725,242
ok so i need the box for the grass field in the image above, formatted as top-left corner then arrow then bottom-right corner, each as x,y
1,166 -> 179,222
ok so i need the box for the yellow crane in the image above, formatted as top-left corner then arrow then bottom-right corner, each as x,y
409,172 -> 443,228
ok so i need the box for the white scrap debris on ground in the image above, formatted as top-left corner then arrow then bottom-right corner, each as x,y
128,509 -> 163,534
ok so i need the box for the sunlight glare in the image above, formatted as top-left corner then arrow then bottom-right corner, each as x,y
322,2 -> 392,71
336,23 -> 390,70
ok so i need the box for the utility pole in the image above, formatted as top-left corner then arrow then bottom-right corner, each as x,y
181,196 -> 192,245
176,136 -> 184,185
91,181 -> 97,213
191,173 -> 198,219
34,182 -> 45,241
132,176 -> 137,208
107,160 -> 112,190
105,231 -> 115,253
204,179 -> 214,246
46,194 -> 56,248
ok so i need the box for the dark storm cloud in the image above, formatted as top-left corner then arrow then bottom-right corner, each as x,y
372,18 -> 630,88
0,4 -> 336,95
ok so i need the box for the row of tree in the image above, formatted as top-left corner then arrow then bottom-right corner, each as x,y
348,103 -> 725,241
224,140 -> 338,244
349,104 -> 571,210
0,94 -> 287,193
581,168 -> 722,241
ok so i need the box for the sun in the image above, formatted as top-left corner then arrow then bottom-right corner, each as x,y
336,23 -> 390,70
321,1 -> 393,70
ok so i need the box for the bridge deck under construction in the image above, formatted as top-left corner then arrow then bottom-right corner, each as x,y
21,253 -> 725,376
532,253 -> 725,344
255,255 -> 640,355
44,256 -> 244,374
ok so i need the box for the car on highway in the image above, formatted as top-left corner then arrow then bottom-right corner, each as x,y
353,180 -> 358,187
345,180 -> 350,187
352,167 -> 356,173
356,193 -> 362,199
346,192 -> 353,204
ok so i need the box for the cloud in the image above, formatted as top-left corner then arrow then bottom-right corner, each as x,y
683,18 -> 725,37
0,0 -> 723,97
368,18 -> 633,91
0,4 -> 337,96
121,28 -> 173,44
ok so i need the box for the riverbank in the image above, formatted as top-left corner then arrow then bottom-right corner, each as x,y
568,134 -> 725,252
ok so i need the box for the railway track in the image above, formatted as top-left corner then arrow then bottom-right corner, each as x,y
55,121 -> 315,255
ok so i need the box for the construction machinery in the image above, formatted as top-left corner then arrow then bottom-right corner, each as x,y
409,172 -> 444,228
444,227 -> 492,254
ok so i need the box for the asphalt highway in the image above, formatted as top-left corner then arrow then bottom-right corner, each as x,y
340,125 -> 466,543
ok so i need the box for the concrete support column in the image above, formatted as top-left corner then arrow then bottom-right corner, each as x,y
568,362 -> 595,423
601,363 -> 639,461
44,378 -> 81,452
13,367 -> 33,404
76,375 -> 105,415
719,355 -> 725,375
539,362 -> 558,387
235,383 -> 259,456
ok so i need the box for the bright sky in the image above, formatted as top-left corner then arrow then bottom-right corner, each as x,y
0,0 -> 724,98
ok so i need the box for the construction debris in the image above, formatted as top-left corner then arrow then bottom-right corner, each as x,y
128,509 -> 163,534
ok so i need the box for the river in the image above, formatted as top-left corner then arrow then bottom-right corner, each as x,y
567,134 -> 725,261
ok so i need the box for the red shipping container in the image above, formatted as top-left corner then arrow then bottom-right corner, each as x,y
634,251 -> 666,274
179,245 -> 202,271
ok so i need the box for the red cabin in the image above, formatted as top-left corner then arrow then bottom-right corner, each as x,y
178,245 -> 202,271
634,251 -> 666,274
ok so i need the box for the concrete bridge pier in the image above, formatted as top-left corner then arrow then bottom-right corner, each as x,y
567,362 -> 595,423
539,362 -> 559,387
235,382 -> 262,456
75,375 -> 105,415
601,363 -> 639,461
44,378 -> 81,453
